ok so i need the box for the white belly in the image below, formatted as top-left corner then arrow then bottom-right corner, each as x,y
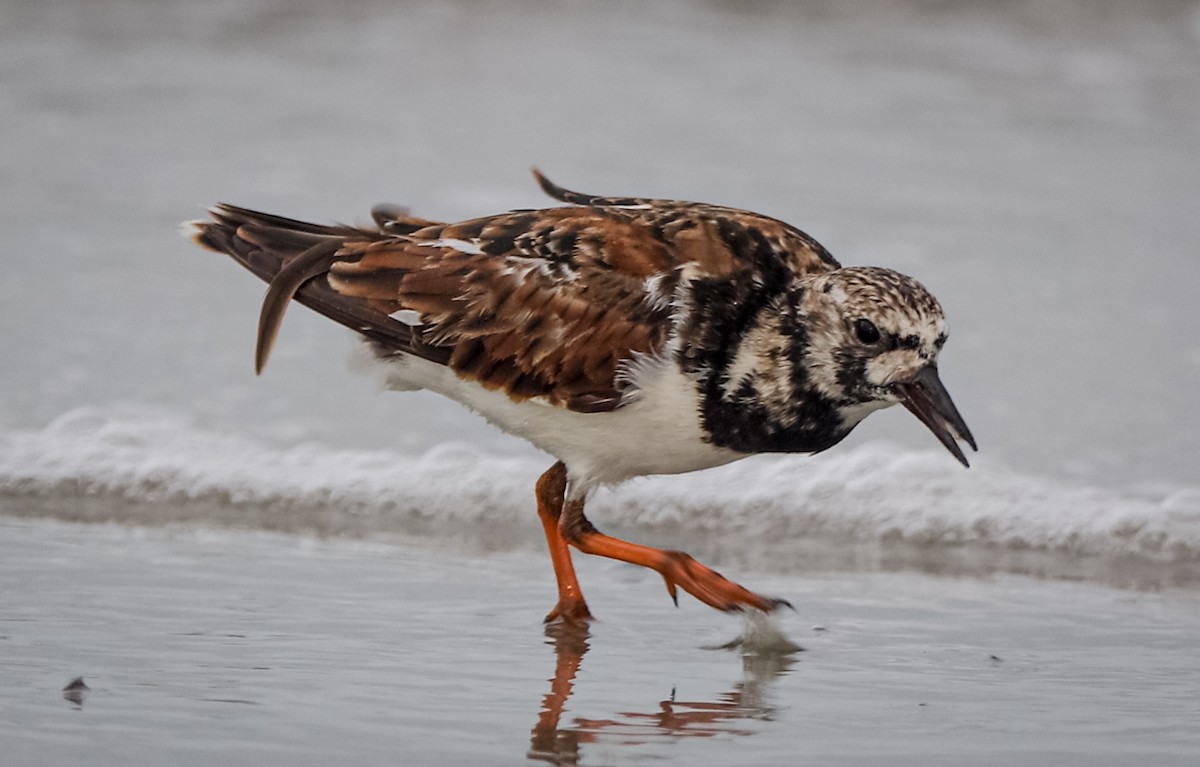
367,349 -> 746,493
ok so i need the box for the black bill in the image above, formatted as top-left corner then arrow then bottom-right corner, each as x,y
893,365 -> 977,468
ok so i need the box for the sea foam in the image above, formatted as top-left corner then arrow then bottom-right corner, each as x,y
2,407 -> 1197,583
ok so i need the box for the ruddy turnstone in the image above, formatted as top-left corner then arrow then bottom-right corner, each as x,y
187,170 -> 975,623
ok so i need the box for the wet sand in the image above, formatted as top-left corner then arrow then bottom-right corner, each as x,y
2,516 -> 1197,766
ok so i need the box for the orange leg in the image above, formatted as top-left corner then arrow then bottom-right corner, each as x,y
559,496 -> 789,613
536,463 -> 593,624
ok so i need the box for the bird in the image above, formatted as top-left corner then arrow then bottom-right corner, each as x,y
186,169 -> 976,624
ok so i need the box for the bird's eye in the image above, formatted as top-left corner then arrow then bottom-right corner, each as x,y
854,318 -> 881,345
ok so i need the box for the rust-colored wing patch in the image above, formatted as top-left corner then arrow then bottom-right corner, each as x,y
532,168 -> 840,278
326,208 -> 679,411
191,171 -> 841,413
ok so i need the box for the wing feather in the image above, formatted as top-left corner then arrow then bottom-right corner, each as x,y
190,171 -> 840,412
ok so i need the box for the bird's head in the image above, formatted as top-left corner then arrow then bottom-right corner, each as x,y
797,266 -> 977,466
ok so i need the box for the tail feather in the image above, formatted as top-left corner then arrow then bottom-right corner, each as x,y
187,204 -> 451,372
254,239 -> 343,374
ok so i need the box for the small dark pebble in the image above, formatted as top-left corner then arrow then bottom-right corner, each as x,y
62,677 -> 89,693
62,676 -> 89,706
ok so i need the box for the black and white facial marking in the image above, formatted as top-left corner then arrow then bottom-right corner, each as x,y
680,265 -> 949,455
799,266 -> 947,414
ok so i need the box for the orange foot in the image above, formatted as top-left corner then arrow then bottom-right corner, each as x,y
654,550 -> 790,613
567,527 -> 790,613
544,596 -> 594,625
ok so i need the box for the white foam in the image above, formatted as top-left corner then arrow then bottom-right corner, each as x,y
1,408 -> 1197,579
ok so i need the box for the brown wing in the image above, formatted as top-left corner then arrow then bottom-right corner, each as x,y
326,206 -> 681,412
189,203 -> 455,375
531,169 -> 840,278
190,171 -> 839,413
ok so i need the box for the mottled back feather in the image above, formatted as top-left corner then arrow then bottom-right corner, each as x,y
188,171 -> 841,413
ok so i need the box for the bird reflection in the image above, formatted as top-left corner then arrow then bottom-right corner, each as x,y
528,622 -> 797,765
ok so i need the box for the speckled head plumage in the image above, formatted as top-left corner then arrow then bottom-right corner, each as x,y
803,266 -> 948,401
186,170 -> 976,620
677,261 -> 973,464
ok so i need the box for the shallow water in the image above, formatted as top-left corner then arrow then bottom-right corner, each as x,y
3,518 -> 1198,766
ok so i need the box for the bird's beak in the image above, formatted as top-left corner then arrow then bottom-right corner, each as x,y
893,365 -> 977,468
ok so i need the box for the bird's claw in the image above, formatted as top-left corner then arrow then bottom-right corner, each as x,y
661,576 -> 680,607
655,551 -> 787,613
544,597 -> 594,625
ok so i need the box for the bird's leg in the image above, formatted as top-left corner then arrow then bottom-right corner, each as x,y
536,462 -> 593,624
560,495 -> 788,614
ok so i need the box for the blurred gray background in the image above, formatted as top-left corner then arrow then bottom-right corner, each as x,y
2,0 -> 1198,491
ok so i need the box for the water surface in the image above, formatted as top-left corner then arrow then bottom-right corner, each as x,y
3,519 -> 1198,766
